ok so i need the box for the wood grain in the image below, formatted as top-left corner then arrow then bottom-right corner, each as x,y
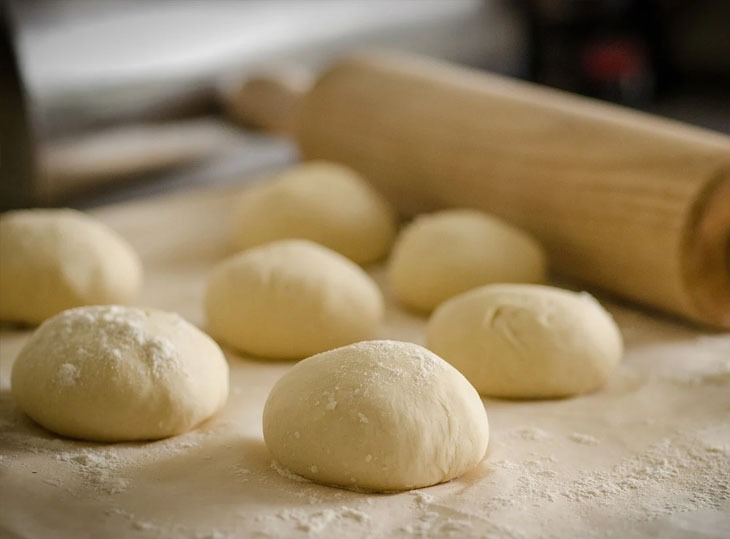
294,52 -> 730,328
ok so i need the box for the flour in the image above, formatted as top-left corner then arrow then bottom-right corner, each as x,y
663,359 -> 730,386
562,429 -> 730,518
63,306 -> 183,377
234,466 -> 251,479
569,432 -> 600,446
42,478 -> 63,487
401,512 -> 476,538
270,460 -> 311,483
0,396 -> 216,497
412,491 -> 437,507
507,426 -> 552,442
55,363 -> 80,387
52,448 -> 130,493
480,425 -> 730,530
195,530 -> 228,539
410,345 -> 440,385
256,506 -> 371,536
144,335 -> 180,378
24,306 -> 186,390
132,521 -> 157,531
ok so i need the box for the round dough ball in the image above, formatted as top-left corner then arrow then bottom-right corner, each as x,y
0,209 -> 143,325
388,209 -> 547,312
263,340 -> 489,492
231,161 -> 397,264
427,284 -> 623,399
205,239 -> 384,359
11,305 -> 229,442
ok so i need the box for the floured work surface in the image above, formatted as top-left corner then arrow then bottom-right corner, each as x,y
1,184 -> 729,539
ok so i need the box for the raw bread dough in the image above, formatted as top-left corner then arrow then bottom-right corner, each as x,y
388,209 -> 546,312
262,340 -> 489,492
0,209 -> 142,325
10,305 -> 229,442
205,239 -> 384,360
231,161 -> 397,264
427,284 -> 623,399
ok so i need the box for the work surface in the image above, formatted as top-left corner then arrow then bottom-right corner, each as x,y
1,184 -> 729,539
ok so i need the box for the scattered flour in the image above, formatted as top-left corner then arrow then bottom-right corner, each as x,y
132,521 -> 157,532
0,397 -> 216,501
562,430 -> 730,519
508,427 -> 552,442
270,460 -> 311,483
234,466 -> 251,478
53,448 -> 130,494
261,506 -> 371,536
195,530 -> 228,539
401,512 -> 477,538
569,432 -> 600,446
663,359 -> 730,386
412,491 -> 437,507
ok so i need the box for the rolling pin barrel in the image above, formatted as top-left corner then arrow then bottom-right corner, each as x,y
234,52 -> 730,328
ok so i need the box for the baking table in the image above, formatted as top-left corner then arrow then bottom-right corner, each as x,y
1,181 -> 729,538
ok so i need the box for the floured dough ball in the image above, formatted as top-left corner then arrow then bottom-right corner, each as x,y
263,340 -> 489,492
11,305 -> 229,442
205,239 -> 384,359
0,209 -> 143,325
388,209 -> 547,312
231,161 -> 397,264
427,284 -> 623,399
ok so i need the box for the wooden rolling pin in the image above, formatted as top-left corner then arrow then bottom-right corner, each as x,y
227,52 -> 730,329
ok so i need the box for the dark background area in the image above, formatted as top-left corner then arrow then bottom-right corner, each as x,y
521,0 -> 730,132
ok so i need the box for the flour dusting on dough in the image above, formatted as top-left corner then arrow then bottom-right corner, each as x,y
55,363 -> 80,387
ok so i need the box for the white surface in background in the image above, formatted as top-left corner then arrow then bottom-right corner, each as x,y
14,0 -> 523,97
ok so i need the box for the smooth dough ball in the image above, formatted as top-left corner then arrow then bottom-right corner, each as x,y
205,239 -> 384,360
11,305 -> 229,442
426,284 -> 624,399
388,209 -> 547,312
231,161 -> 397,264
0,209 -> 143,325
263,340 -> 489,492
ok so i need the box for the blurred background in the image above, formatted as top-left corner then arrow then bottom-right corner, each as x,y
2,0 -> 729,210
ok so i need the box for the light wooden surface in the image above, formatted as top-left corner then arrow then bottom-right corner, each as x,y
281,52 -> 730,328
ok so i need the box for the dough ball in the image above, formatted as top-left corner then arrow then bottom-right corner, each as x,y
11,305 -> 229,442
0,209 -> 143,325
231,161 -> 396,264
263,340 -> 489,492
205,239 -> 384,360
388,209 -> 547,312
427,284 -> 623,399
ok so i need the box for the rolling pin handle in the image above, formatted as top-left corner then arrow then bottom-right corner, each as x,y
221,68 -> 312,137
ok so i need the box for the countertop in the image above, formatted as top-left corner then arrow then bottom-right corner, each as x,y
1,181 -> 729,539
